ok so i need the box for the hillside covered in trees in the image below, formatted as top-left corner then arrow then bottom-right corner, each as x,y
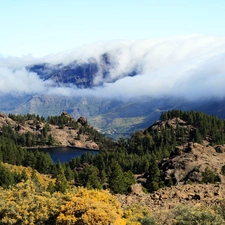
0,111 -> 106,149
2,110 -> 225,192
1,110 -> 225,224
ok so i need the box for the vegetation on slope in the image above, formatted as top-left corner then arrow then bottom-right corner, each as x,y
2,109 -> 225,223
0,163 -> 158,225
5,112 -> 104,148
2,110 -> 225,194
1,166 -> 225,224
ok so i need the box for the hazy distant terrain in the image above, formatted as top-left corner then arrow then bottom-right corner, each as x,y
1,35 -> 225,138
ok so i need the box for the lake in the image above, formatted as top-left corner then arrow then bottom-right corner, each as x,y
36,146 -> 98,163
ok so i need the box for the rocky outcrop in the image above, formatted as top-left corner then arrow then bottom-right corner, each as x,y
215,144 -> 225,153
77,116 -> 87,125
0,112 -> 99,149
159,142 -> 225,185
0,112 -> 15,127
150,118 -> 189,131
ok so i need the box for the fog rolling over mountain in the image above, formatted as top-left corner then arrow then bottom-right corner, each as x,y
1,35 -> 225,138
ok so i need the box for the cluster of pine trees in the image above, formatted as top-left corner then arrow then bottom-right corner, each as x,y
160,110 -> 225,145
1,123 -> 55,147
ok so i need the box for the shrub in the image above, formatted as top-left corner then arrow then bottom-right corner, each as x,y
172,205 -> 224,225
138,217 -> 157,225
202,167 -> 219,184
56,188 -> 126,225
123,204 -> 157,225
215,199 -> 225,221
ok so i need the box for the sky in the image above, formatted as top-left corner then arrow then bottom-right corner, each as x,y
1,0 -> 225,57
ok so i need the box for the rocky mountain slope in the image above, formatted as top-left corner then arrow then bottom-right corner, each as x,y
159,142 -> 225,184
145,116 -> 225,185
117,182 -> 225,224
0,112 -> 99,149
116,114 -> 225,220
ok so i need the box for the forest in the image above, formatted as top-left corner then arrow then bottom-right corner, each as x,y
1,110 -> 225,224
2,110 -> 225,192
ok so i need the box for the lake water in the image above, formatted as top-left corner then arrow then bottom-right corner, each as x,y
37,147 -> 98,163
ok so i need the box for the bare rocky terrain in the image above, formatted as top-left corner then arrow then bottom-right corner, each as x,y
116,182 -> 225,224
118,141 -> 225,220
116,140 -> 225,212
117,143 -> 225,220
118,182 -> 225,210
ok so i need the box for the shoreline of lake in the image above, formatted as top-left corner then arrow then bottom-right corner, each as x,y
66,145 -> 99,151
27,146 -> 98,163
26,145 -> 99,151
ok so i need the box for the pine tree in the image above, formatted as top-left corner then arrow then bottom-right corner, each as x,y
108,162 -> 126,194
55,164 -> 70,193
78,165 -> 102,189
124,170 -> 136,189
100,169 -> 107,185
0,162 -> 15,188
64,163 -> 74,181
47,181 -> 55,194
48,134 -> 54,146
31,168 -> 42,191
146,156 -> 161,192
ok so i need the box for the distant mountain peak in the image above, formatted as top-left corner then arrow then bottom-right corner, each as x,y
27,52 -> 138,89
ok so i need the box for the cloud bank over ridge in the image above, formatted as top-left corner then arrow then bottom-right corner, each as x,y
1,35 -> 225,100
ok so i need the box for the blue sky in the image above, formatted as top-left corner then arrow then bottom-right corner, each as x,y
1,0 -> 225,57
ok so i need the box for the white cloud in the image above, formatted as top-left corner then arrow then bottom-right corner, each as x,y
1,35 -> 225,101
0,67 -> 53,94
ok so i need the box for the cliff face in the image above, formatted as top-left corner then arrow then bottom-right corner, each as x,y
28,61 -> 98,88
27,53 -> 138,89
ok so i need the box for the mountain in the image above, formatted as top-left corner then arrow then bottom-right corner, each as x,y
1,36 -> 225,138
27,53 -> 138,89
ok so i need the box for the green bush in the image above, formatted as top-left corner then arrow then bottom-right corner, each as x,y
172,205 -> 224,225
202,167 -> 219,184
138,217 -> 157,225
215,199 -> 225,221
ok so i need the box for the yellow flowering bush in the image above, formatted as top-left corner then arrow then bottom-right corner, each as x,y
0,180 -> 63,224
0,180 -> 127,225
56,188 -> 126,225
